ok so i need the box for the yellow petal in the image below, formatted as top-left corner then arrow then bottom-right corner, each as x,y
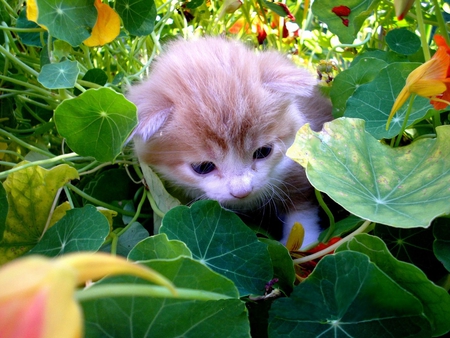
83,0 -> 120,47
386,85 -> 410,129
409,80 -> 447,97
286,222 -> 305,251
59,252 -> 177,295
26,0 -> 48,30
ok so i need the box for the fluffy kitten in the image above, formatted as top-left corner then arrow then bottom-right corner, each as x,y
128,37 -> 332,247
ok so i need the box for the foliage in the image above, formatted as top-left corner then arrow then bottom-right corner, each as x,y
1,0 -> 450,337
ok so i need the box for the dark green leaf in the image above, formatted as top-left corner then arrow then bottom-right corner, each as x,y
54,88 -> 137,162
102,222 -> 149,257
116,0 -> 156,36
0,183 -> 7,241
17,8 -> 47,47
386,29 -> 421,55
186,0 -> 204,9
28,205 -> 110,257
337,234 -> 450,337
269,251 -> 432,337
433,217 -> 450,272
160,200 -> 273,296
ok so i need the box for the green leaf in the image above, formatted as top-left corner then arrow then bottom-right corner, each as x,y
33,0 -> 97,46
262,1 -> 289,17
386,28 -> 421,55
268,251 -> 432,337
116,0 -> 156,36
318,215 -> 363,241
337,234 -> 450,337
27,205 -> 110,257
103,222 -> 150,258
185,0 -> 204,9
160,200 -> 273,296
128,233 -> 192,261
433,218 -> 450,272
38,60 -> 79,89
0,163 -> 79,264
345,63 -> 433,139
17,8 -> 47,47
312,0 -> 381,44
287,118 -> 450,228
330,57 -> 388,118
54,88 -> 137,162
82,257 -> 249,338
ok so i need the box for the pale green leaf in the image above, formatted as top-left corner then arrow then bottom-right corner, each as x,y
287,118 -> 450,228
128,233 -> 192,261
38,60 -> 79,89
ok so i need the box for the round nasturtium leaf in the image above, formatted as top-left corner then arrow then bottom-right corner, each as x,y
386,28 -> 421,55
38,60 -> 79,89
287,118 -> 450,229
116,0 -> 156,36
54,88 -> 137,162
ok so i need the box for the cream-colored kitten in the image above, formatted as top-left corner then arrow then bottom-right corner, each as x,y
128,37 -> 332,247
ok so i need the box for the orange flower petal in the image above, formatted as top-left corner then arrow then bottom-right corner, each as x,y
409,80 -> 447,97
83,0 -> 120,47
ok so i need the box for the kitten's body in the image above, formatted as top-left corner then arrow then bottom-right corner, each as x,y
128,37 -> 332,247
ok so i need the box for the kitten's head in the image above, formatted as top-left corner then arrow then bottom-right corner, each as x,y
128,37 -> 331,210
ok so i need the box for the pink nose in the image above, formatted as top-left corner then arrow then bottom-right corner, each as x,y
230,189 -> 252,199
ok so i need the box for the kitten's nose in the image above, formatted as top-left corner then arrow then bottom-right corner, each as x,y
230,188 -> 252,199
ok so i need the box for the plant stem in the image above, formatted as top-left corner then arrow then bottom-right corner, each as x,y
394,94 -> 416,147
75,284 -> 233,303
315,189 -> 335,243
293,220 -> 372,264
431,0 -> 450,45
414,0 -> 431,61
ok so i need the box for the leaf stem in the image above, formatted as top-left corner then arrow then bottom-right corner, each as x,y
394,94 -> 416,147
414,0 -> 431,61
293,220 -> 372,264
75,284 -> 233,302
431,0 -> 450,45
315,189 -> 335,243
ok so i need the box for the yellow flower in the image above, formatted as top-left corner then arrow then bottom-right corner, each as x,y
387,34 -> 450,129
83,0 -> 121,47
26,0 -> 48,30
0,252 -> 175,338
285,222 -> 305,252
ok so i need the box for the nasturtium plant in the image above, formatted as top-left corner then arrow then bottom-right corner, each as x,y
1,0 -> 450,337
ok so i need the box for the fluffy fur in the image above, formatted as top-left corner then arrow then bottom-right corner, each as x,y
128,36 -> 332,247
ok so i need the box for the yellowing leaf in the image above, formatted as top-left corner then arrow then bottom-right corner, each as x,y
48,201 -> 72,227
97,207 -> 117,231
83,0 -> 120,47
285,222 -> 305,252
0,163 -> 79,264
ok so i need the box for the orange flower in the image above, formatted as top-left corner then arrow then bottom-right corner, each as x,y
387,34 -> 450,128
0,253 -> 175,338
83,0 -> 121,47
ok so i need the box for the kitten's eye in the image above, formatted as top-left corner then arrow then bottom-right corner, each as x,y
253,145 -> 272,160
191,162 -> 216,175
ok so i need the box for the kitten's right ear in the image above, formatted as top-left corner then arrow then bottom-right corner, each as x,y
126,82 -> 173,142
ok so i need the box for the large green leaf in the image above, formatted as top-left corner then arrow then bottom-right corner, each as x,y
0,163 -> 79,264
160,200 -> 273,296
38,60 -> 79,89
27,205 -> 110,257
54,88 -> 137,162
82,257 -> 250,338
33,0 -> 97,46
330,57 -> 388,118
312,0 -> 381,44
116,0 -> 156,36
268,251 -> 431,337
287,118 -> 450,228
337,234 -> 450,337
345,63 -> 433,139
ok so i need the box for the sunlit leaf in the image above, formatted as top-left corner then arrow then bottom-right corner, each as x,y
337,234 -> 450,337
28,205 -> 110,257
128,233 -> 192,261
287,118 -> 450,228
345,63 -> 433,139
0,163 -> 79,264
54,88 -> 137,162
38,60 -> 79,89
28,0 -> 97,46
160,200 -> 273,296
268,251 -> 431,337
116,0 -> 156,36
312,0 -> 381,44
83,0 -> 120,47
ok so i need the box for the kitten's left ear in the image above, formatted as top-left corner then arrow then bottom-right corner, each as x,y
258,51 -> 318,97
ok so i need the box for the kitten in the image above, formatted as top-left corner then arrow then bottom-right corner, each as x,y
128,36 -> 332,247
